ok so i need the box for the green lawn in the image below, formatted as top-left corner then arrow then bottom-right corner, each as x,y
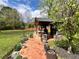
0,30 -> 33,59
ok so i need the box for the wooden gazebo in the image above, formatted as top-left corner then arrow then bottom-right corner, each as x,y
35,18 -> 53,26
35,18 -> 53,32
34,17 -> 54,39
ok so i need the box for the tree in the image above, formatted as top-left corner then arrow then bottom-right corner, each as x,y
0,6 -> 25,30
0,7 -> 20,29
41,0 -> 79,52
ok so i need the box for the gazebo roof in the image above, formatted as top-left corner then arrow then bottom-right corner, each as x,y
35,18 -> 53,26
35,18 -> 53,22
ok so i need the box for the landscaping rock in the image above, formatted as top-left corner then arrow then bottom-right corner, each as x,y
11,51 -> 19,59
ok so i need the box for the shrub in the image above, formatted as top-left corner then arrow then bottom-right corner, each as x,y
16,55 -> 22,59
55,39 -> 79,54
55,40 -> 69,50
71,42 -> 79,54
15,44 -> 22,51
21,37 -> 28,44
30,33 -> 33,38
28,24 -> 34,28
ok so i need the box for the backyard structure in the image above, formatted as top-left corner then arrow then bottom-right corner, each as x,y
35,17 -> 56,39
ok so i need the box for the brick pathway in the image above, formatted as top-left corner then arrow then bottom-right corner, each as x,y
19,33 -> 47,59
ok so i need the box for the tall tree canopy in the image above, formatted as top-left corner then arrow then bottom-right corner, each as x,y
41,0 -> 79,52
0,6 -> 25,30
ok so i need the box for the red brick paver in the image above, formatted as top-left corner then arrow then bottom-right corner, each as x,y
19,34 -> 47,59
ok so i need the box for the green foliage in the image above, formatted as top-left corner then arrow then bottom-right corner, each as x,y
48,40 -> 56,48
29,33 -> 33,38
21,37 -> 28,44
28,24 -> 34,28
71,34 -> 79,54
15,43 -> 22,51
42,0 -> 79,51
42,0 -> 79,35
0,7 -> 19,21
55,40 -> 69,50
25,23 -> 35,28
71,42 -> 79,54
0,6 -> 25,30
16,55 -> 22,59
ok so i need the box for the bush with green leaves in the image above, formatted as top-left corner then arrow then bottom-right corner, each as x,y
72,44 -> 79,54
55,40 -> 69,50
55,38 -> 79,54
71,37 -> 79,54
0,6 -> 25,30
28,24 -> 34,28
15,44 -> 22,51
16,55 -> 22,59
42,0 -> 79,52
21,37 -> 28,44
29,33 -> 33,38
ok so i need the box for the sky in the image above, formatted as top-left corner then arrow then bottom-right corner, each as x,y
0,0 -> 47,22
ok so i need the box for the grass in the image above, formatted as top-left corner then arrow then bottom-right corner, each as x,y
0,30 -> 33,59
